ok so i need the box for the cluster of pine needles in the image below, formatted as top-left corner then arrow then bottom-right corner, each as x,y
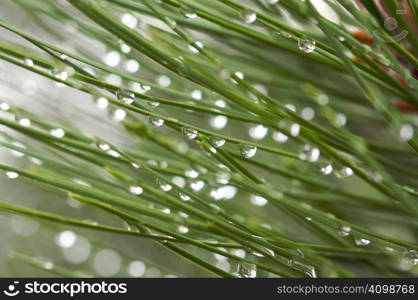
0,0 -> 417,277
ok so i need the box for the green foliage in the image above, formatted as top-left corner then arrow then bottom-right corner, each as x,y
0,0 -> 417,277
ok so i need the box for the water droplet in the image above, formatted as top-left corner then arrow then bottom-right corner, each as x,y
18,118 -> 31,127
30,157 -> 43,165
179,192 -> 191,201
121,13 -> 138,28
55,230 -> 77,248
298,37 -> 316,53
191,89 -> 202,100
301,107 -> 315,120
210,115 -> 228,130
124,59 -> 140,73
185,169 -> 199,178
272,131 -> 288,143
9,141 -> 26,157
182,127 -> 198,140
107,149 -> 120,157
354,238 -> 370,246
116,90 -> 135,105
0,102 -> 10,111
285,103 -> 296,112
318,162 -> 333,175
214,249 -> 228,262
383,246 -> 394,253
249,124 -> 268,140
50,128 -> 65,138
177,225 -> 189,234
178,212 -> 189,219
112,108 -> 126,122
190,180 -> 205,192
74,179 -> 91,187
209,136 -> 226,148
149,117 -> 164,127
289,260 -> 317,278
290,123 -> 300,137
146,101 -> 160,109
180,6 -> 197,19
403,185 -> 416,194
250,247 -> 275,258
299,145 -> 320,162
327,213 -> 336,219
188,41 -> 203,53
214,100 -> 226,108
106,74 -> 122,88
98,143 -> 110,151
104,51 -> 121,67
160,208 -> 171,215
209,203 -> 224,213
238,263 -> 257,278
240,9 -> 257,24
334,113 -> 347,127
368,170 -> 383,183
172,177 -> 186,188
338,225 -> 351,237
130,82 -> 151,94
52,69 -> 68,80
120,42 -> 131,54
317,93 -> 329,105
240,144 -> 257,159
24,58 -> 34,67
43,261 -> 54,270
156,75 -> 171,87
157,179 -> 172,192
232,249 -> 246,259
250,194 -> 268,206
400,124 -> 414,141
96,97 -> 109,109
334,167 -> 353,178
51,68 -> 69,85
6,171 -> 19,179
131,162 -> 140,169
148,160 -> 158,166
233,72 -> 244,83
129,186 -> 143,195
401,250 -> 418,267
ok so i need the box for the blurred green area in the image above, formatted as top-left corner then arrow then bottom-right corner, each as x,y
0,0 -> 416,278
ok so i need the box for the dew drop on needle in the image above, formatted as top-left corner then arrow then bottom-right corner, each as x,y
240,9 -> 257,24
182,127 -> 198,140
209,136 -> 226,148
149,117 -> 164,127
116,89 -> 135,105
238,263 -> 257,278
180,7 -> 197,19
240,144 -> 257,159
